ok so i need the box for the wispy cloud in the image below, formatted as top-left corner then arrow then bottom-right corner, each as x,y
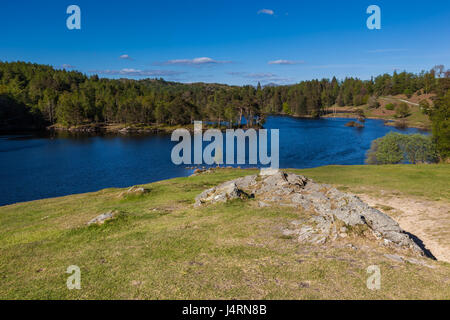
227,72 -> 275,79
90,68 -> 185,77
268,59 -> 305,65
119,54 -> 133,60
226,71 -> 244,76
227,71 -> 293,84
156,57 -> 231,66
61,64 -> 75,69
366,49 -> 407,53
244,72 -> 278,79
257,9 -> 274,15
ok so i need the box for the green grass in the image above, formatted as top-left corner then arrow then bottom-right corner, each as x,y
294,164 -> 450,201
0,165 -> 449,299
325,96 -> 432,130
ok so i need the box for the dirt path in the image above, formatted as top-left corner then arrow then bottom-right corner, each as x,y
359,194 -> 450,263
379,96 -> 420,106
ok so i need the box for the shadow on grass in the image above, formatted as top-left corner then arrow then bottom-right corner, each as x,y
406,231 -> 437,260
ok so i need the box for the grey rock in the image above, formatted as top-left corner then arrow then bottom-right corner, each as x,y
194,181 -> 245,207
384,254 -> 404,263
88,212 -> 114,225
126,186 -> 149,195
234,175 -> 258,189
258,201 -> 270,208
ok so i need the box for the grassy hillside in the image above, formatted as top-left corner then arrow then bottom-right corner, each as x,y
0,165 -> 449,299
323,93 -> 433,130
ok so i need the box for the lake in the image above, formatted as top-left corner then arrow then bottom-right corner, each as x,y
0,116 -> 426,206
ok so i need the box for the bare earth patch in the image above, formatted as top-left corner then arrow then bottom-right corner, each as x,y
359,194 -> 450,263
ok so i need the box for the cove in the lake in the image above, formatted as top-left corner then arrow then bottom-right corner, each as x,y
0,116 -> 427,206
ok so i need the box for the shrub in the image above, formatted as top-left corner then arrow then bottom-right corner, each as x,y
419,100 -> 431,115
366,132 -> 438,164
403,89 -> 413,98
355,108 -> 365,117
395,103 -> 410,118
367,96 -> 380,109
431,91 -> 450,160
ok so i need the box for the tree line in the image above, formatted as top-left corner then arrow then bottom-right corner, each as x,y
1,61 -> 448,129
0,61 -> 449,159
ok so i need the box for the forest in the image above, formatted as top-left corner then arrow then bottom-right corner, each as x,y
0,61 -> 449,158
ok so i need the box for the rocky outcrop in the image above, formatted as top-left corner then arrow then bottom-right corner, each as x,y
119,186 -> 150,198
194,181 -> 251,207
194,169 -> 425,256
87,211 -> 115,225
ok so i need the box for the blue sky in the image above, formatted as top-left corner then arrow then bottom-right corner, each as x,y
1,0 -> 449,85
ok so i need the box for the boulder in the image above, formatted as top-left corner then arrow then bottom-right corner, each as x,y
194,181 -> 247,207
88,211 -> 114,225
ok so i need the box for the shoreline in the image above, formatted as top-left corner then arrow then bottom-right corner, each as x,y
320,114 -> 430,131
1,113 -> 430,135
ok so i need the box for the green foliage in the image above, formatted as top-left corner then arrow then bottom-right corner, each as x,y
395,103 -> 411,118
282,102 -> 291,115
367,96 -> 380,109
431,90 -> 450,160
0,61 -> 447,130
420,100 -> 431,115
366,132 -> 438,165
403,88 -> 413,98
385,103 -> 395,110
355,108 -> 365,117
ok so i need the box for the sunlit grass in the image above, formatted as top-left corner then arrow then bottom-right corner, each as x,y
0,165 -> 449,299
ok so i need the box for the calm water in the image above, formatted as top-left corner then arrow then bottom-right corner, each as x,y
0,116 -> 426,206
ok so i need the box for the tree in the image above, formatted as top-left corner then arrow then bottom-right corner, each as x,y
282,102 -> 291,115
56,92 -> 84,126
385,103 -> 395,110
395,103 -> 410,118
0,61 -> 446,131
404,134 -> 438,164
419,100 -> 431,115
366,133 -> 404,164
224,105 -> 236,128
367,96 -> 380,109
366,132 -> 437,164
403,88 -> 413,98
431,90 -> 450,160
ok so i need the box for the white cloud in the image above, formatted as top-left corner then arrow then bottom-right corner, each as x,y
90,68 -> 185,77
227,71 -> 293,84
119,54 -> 133,60
258,9 -> 274,15
268,59 -> 305,65
245,72 -> 277,79
61,64 -> 75,69
228,72 -> 276,79
159,57 -> 231,66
